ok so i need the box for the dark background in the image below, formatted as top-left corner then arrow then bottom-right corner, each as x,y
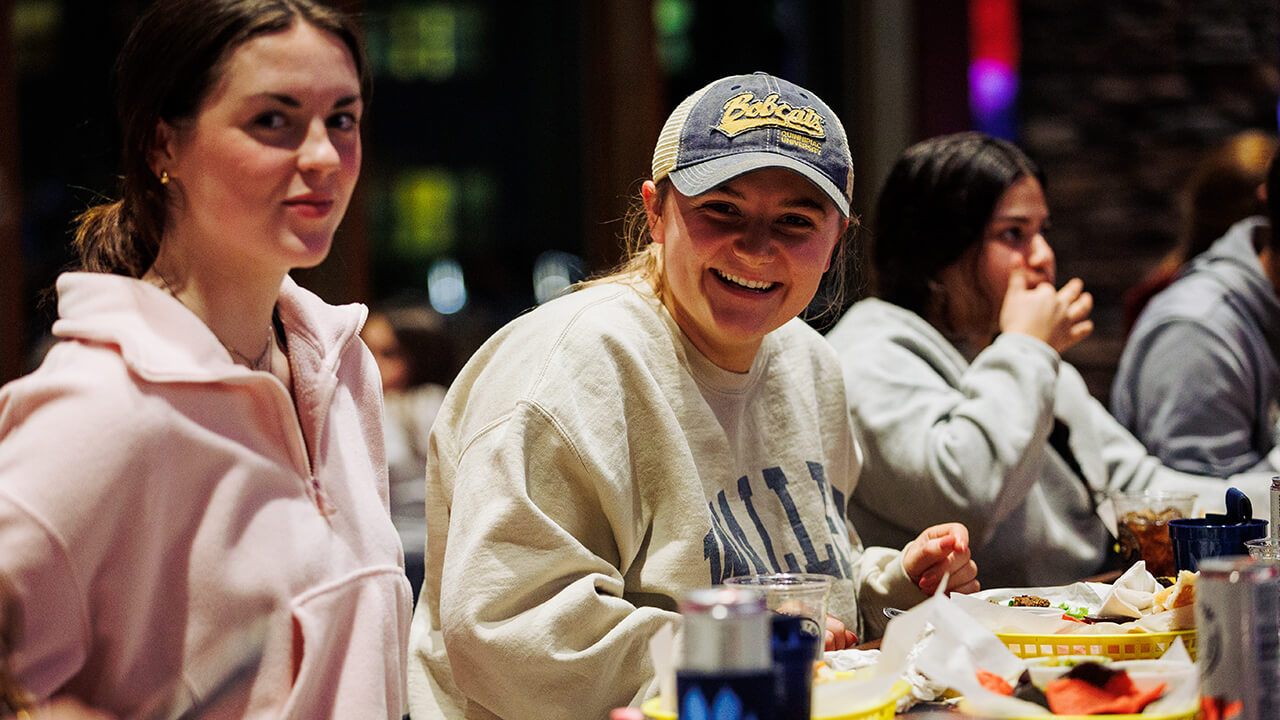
2,0 -> 1277,405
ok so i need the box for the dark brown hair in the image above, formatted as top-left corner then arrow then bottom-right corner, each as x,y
870,132 -> 1044,315
73,0 -> 371,277
1180,130 -> 1275,260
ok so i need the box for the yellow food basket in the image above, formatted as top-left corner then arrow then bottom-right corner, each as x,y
639,678 -> 910,720
957,697 -> 1198,720
994,629 -> 1196,661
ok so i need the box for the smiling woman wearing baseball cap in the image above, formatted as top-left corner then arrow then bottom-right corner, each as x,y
407,72 -> 979,720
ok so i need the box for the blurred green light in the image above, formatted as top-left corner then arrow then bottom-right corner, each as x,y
388,4 -> 459,81
654,0 -> 693,33
392,169 -> 457,257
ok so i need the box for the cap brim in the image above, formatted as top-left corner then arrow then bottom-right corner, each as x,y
669,152 -> 851,218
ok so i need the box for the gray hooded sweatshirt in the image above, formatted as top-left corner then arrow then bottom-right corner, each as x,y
1112,216 -> 1280,476
826,296 -> 1233,588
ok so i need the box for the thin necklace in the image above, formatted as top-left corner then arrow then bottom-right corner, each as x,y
152,267 -> 274,373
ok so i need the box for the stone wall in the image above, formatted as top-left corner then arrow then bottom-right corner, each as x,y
1019,0 -> 1279,404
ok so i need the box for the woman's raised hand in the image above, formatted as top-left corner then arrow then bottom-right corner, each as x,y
998,257 -> 1093,353
902,523 -> 979,595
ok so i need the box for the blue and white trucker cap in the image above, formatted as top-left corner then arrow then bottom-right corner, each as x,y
651,71 -> 854,218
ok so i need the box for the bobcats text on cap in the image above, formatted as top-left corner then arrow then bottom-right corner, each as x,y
714,92 -> 827,141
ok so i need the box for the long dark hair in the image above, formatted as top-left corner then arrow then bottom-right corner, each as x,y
870,132 -> 1044,315
73,0 -> 371,277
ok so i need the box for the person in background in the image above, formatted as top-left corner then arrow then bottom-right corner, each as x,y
362,302 -> 456,601
826,132 -> 1246,589
408,72 -> 978,720
1121,130 -> 1276,332
0,1 -> 409,718
1112,146 -> 1280,476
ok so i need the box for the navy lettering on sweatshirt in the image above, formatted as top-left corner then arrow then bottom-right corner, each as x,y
704,462 -> 852,585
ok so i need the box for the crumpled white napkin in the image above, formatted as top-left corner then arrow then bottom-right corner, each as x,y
823,647 -> 881,672
1097,561 -> 1160,618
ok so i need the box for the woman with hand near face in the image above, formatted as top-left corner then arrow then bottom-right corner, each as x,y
0,1 -> 408,717
408,73 -> 978,720
827,132 -> 1233,588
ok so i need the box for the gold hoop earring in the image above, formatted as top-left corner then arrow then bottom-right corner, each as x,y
159,170 -> 170,185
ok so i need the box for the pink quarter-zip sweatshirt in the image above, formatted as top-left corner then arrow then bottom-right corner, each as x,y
0,272 -> 410,719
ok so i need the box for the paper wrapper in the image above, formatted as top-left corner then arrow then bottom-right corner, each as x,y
649,623 -> 677,714
813,581 -> 952,715
881,591 -> 1198,717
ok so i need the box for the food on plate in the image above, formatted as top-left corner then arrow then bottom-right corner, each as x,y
974,669 -> 1051,711
979,662 -> 1169,715
1152,570 -> 1197,612
1035,657 -> 1102,668
1027,655 -> 1111,670
1055,603 -> 1090,620
1025,656 -> 1116,689
1008,594 -> 1050,607
976,667 -> 1013,695
1043,662 -> 1167,715
1011,672 -> 1050,709
813,660 -> 838,684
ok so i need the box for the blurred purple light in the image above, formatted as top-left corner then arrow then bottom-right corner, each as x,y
969,58 -> 1018,117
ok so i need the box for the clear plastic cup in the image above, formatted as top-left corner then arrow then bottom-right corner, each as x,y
1245,537 -> 1280,561
723,573 -> 831,657
1111,491 -> 1197,577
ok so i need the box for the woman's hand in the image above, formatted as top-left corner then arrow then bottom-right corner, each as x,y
999,258 -> 1093,353
824,614 -> 857,651
902,523 -> 979,595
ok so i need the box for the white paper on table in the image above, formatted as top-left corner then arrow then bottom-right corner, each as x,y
1132,604 -> 1195,631
950,593 -> 1080,635
649,622 -> 677,713
822,648 -> 881,672
973,582 -> 1105,614
1134,638 -> 1199,715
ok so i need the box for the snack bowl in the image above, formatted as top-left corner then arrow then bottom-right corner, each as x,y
1023,655 -> 1112,687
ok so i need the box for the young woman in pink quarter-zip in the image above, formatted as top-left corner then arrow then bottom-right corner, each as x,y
0,1 -> 409,718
